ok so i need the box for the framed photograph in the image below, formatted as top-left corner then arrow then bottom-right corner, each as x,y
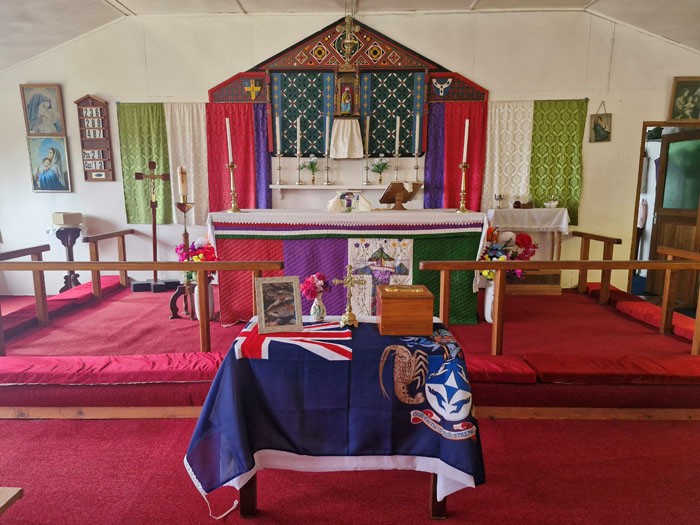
20,84 -> 66,136
590,113 -> 612,143
27,136 -> 71,192
668,77 -> 700,122
255,276 -> 303,333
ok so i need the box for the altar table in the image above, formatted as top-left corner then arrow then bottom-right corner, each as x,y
185,317 -> 485,518
208,210 -> 486,325
486,208 -> 570,260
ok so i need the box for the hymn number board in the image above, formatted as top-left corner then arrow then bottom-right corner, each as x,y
74,94 -> 114,181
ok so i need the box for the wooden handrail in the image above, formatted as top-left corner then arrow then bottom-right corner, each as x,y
82,229 -> 135,298
571,231 -> 622,305
657,246 -> 700,337
0,244 -> 51,355
0,260 -> 284,354
419,258 -> 700,357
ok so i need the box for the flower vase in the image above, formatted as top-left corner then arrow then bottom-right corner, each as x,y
194,280 -> 216,321
310,292 -> 326,321
483,281 -> 495,324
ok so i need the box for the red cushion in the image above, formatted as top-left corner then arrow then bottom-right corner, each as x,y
616,301 -> 695,341
523,353 -> 700,385
673,315 -> 695,340
0,352 -> 225,386
465,355 -> 537,383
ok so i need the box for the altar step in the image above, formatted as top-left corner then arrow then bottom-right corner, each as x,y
506,269 -> 561,296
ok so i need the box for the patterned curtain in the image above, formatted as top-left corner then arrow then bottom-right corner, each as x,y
164,103 -> 209,225
424,102 -> 445,208
117,103 -> 172,224
481,101 -> 534,211
529,99 -> 588,224
254,104 -> 272,209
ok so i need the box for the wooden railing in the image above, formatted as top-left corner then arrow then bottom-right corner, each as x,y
0,260 -> 283,354
419,259 -> 700,357
82,229 -> 135,298
657,246 -> 700,337
571,231 -> 622,305
0,245 -> 51,356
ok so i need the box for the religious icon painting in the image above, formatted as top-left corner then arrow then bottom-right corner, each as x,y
20,84 -> 66,136
27,136 -> 71,192
668,76 -> 700,123
255,276 -> 303,333
589,113 -> 612,143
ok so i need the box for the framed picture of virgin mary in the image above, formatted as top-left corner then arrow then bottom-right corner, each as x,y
27,136 -> 71,192
20,84 -> 66,136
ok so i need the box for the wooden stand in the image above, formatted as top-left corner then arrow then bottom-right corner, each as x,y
55,226 -> 81,292
379,181 -> 422,211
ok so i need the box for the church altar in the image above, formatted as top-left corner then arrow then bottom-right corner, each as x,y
208,209 -> 486,325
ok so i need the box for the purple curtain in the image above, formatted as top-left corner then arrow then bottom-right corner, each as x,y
254,104 -> 272,209
424,103 -> 445,208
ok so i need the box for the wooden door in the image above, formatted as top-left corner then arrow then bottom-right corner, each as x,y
647,129 -> 700,306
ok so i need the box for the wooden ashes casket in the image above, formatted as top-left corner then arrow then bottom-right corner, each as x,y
376,284 -> 434,336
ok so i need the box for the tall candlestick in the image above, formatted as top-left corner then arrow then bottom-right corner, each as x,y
414,113 -> 421,155
225,118 -> 233,164
178,166 -> 187,198
462,119 -> 469,163
275,116 -> 281,155
364,116 -> 370,152
394,116 -> 401,155
324,114 -> 330,155
296,116 -> 301,155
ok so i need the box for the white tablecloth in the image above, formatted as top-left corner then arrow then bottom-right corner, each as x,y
486,208 -> 570,233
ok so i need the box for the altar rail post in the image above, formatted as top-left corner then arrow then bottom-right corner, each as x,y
82,229 -> 135,299
419,259 -> 700,356
571,231 -> 622,305
0,260 -> 283,354
656,246 -> 700,341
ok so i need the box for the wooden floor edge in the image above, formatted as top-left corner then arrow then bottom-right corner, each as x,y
0,406 -> 201,419
477,406 -> 700,420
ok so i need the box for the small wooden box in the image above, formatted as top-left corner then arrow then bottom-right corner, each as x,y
377,284 -> 434,336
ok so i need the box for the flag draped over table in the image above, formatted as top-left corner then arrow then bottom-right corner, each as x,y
117,103 -> 172,224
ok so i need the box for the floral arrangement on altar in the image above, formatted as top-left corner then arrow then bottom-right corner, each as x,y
300,272 -> 331,300
479,227 -> 538,281
370,154 -> 389,175
299,154 -> 320,175
175,237 -> 218,282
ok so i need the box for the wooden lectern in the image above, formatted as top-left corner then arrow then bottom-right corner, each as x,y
379,181 -> 422,210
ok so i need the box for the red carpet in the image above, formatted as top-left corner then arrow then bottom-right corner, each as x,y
1,418 -> 699,524
0,295 -> 35,315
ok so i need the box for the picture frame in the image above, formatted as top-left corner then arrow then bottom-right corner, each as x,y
668,77 -> 700,122
255,276 -> 303,333
590,113 -> 612,143
27,136 -> 71,192
335,70 -> 359,117
20,84 -> 66,136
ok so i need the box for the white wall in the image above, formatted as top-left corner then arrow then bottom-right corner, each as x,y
1,11 -> 699,294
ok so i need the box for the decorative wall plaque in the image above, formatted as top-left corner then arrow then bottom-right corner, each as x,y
74,94 -> 114,181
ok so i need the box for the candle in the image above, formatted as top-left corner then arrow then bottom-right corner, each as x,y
462,119 -> 469,164
296,116 -> 301,155
225,117 -> 233,164
324,114 -> 330,156
414,113 -> 421,155
178,166 -> 187,198
275,116 -> 281,155
364,116 -> 370,153
394,116 -> 401,155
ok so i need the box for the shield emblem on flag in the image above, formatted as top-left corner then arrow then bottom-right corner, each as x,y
425,357 -> 472,422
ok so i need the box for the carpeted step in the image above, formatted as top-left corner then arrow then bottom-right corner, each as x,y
585,282 -> 644,306
615,300 -> 695,341
465,355 -> 537,383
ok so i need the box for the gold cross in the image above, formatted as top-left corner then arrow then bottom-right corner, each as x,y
134,161 -> 169,203
244,80 -> 262,101
332,264 -> 365,328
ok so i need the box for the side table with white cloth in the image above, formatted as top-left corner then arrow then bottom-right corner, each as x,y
486,208 -> 570,260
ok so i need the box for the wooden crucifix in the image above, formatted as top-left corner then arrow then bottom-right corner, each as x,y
135,160 -> 169,283
332,264 -> 365,328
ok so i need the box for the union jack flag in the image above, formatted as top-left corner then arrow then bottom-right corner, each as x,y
233,320 -> 354,361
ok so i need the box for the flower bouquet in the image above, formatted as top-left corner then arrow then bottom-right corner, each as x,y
370,154 -> 389,175
175,237 -> 218,282
301,272 -> 332,321
479,227 -> 538,281
299,155 -> 320,175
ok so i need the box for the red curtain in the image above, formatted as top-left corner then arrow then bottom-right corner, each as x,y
206,103 -> 256,212
443,101 -> 487,210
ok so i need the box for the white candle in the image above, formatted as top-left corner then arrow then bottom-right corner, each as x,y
178,166 -> 187,197
275,116 -> 281,155
324,114 -> 330,155
364,116 -> 370,152
462,119 -> 469,164
225,118 -> 233,164
296,116 -> 301,155
395,116 -> 401,155
414,113 -> 421,155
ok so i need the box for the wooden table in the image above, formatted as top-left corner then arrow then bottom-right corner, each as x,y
486,207 -> 570,260
0,487 -> 23,516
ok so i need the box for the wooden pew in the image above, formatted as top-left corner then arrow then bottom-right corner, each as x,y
82,229 -> 135,299
0,487 -> 23,516
571,231 -> 622,305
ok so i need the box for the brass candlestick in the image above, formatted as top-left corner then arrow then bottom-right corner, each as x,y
393,152 -> 400,182
275,152 -> 283,185
226,162 -> 240,213
456,162 -> 469,214
175,199 -> 195,249
332,264 -> 365,328
295,153 -> 303,185
413,152 -> 420,182
324,153 -> 331,185
363,154 -> 370,185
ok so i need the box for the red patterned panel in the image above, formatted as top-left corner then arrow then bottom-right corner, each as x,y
217,238 -> 284,326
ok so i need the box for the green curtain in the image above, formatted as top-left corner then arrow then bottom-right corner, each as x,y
529,99 -> 588,224
117,103 -> 172,224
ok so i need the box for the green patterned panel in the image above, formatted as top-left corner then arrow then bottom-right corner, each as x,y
366,72 -> 416,156
413,234 -> 481,325
117,103 -> 172,224
529,99 -> 588,225
275,72 -> 327,156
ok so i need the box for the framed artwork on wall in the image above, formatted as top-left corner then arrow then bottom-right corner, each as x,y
590,113 -> 612,143
27,136 -> 71,192
20,84 -> 66,136
255,276 -> 302,333
668,77 -> 700,122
